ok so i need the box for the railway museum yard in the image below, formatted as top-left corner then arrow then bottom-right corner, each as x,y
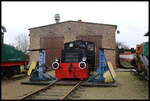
1,69 -> 149,100
1,22 -> 149,100
1,14 -> 149,100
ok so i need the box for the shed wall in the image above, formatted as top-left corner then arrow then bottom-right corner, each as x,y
29,21 -> 117,68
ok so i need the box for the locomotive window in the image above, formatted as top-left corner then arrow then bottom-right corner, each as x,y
65,58 -> 79,62
87,44 -> 94,51
64,53 -> 81,62
62,51 -> 82,63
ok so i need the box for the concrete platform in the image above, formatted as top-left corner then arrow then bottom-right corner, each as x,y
81,81 -> 117,87
55,80 -> 117,87
55,80 -> 78,85
115,69 -> 136,72
21,80 -> 56,85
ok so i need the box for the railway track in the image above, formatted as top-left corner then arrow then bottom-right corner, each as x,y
19,80 -> 82,100
2,73 -> 27,80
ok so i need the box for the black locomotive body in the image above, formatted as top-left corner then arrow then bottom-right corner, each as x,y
52,40 -> 96,80
61,40 -> 96,71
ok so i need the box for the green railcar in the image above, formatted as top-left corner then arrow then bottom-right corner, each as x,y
144,42 -> 149,57
1,26 -> 28,77
1,44 -> 25,62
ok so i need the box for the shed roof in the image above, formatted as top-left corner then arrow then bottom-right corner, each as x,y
28,20 -> 117,30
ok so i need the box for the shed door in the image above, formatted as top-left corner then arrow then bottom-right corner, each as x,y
40,36 -> 64,69
76,35 -> 102,67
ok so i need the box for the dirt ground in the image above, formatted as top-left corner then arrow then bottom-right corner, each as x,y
71,72 -> 149,100
1,70 -> 149,100
1,76 -> 44,99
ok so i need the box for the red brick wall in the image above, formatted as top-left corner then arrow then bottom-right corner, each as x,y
40,36 -> 64,68
29,21 -> 117,68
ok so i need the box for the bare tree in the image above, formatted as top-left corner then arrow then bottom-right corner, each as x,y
116,41 -> 129,49
12,33 -> 29,54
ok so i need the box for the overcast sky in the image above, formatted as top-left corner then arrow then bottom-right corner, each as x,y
2,1 -> 149,48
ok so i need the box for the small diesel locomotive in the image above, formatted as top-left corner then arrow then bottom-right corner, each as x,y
52,40 -> 95,80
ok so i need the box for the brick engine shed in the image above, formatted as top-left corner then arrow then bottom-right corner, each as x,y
29,20 -> 117,69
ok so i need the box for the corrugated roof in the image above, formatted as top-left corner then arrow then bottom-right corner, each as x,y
28,20 -> 117,30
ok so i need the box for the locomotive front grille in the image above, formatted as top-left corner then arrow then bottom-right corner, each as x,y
61,50 -> 83,63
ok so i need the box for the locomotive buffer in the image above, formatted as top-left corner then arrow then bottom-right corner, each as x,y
21,49 -> 56,85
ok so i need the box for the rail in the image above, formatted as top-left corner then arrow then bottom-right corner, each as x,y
19,80 -> 57,100
60,81 -> 82,100
19,80 -> 82,100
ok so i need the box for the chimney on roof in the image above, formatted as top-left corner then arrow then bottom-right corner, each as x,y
55,14 -> 60,23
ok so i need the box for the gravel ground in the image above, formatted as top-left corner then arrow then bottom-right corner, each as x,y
1,70 -> 149,100
71,72 -> 149,100
1,76 -> 44,99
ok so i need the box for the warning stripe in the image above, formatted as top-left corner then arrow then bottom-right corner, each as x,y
119,53 -> 136,55
119,53 -> 136,62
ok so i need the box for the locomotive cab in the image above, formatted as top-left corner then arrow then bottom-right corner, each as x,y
52,40 -> 95,80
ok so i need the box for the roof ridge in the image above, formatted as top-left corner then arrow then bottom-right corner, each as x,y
29,20 -> 117,30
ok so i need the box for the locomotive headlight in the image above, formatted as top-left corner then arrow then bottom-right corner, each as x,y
79,62 -> 86,69
55,58 -> 59,62
54,57 -> 60,62
69,43 -> 74,47
82,57 -> 87,62
52,62 -> 59,69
